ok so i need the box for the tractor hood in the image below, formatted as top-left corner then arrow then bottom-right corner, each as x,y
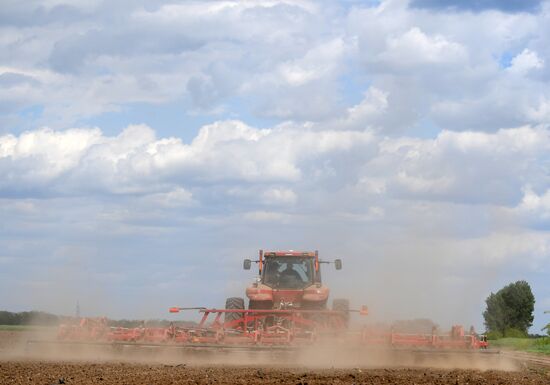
246,283 -> 329,306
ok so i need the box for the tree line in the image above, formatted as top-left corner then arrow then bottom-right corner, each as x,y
0,310 -> 60,326
0,310 -> 194,328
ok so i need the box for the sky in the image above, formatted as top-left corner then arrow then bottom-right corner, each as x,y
0,0 -> 549,333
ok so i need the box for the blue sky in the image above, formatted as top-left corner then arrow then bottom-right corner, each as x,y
0,0 -> 549,333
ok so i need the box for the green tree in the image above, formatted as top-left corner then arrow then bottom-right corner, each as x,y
483,280 -> 535,336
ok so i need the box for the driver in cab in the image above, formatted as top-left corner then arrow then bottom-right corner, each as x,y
279,263 -> 302,286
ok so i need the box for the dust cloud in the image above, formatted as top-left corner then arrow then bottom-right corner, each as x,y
1,330 -> 518,372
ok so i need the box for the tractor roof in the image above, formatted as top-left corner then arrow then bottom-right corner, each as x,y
263,250 -> 316,257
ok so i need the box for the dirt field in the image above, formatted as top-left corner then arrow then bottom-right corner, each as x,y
1,331 -> 549,384
2,361 -> 550,385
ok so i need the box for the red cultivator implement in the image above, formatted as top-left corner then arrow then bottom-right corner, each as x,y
57,318 -> 175,344
54,307 -> 352,349
167,307 -> 350,346
52,308 -> 488,352
361,325 -> 488,351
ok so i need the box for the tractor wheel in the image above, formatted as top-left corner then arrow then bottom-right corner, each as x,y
332,298 -> 350,328
225,297 -> 245,329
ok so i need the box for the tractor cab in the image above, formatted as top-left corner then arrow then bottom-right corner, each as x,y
243,250 -> 342,309
263,255 -> 315,289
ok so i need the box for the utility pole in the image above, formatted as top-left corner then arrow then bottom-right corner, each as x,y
76,300 -> 81,319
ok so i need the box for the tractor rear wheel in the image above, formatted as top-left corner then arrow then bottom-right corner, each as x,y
225,297 -> 245,329
332,298 -> 350,328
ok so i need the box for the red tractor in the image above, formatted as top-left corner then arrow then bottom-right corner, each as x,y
224,250 -> 349,328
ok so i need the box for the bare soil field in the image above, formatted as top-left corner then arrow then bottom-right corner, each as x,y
2,361 -> 549,385
1,331 -> 549,384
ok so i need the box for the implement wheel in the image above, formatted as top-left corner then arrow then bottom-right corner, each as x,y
225,297 -> 245,330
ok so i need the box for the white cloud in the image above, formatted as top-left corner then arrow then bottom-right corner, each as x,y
520,187 -> 550,212
359,125 -> 550,207
508,49 -> 544,75
140,187 -> 194,208
242,210 -> 293,222
526,98 -> 550,123
261,187 -> 297,205
0,121 -> 377,195
396,171 -> 453,194
381,27 -> 467,67
40,0 -> 99,11
355,177 -> 386,195
516,186 -> 550,224
335,206 -> 385,222
277,38 -> 346,86
340,87 -> 389,130
1,121 -> 547,216
0,127 -> 102,184
437,125 -> 546,152
461,232 -> 550,269
191,120 -> 269,148
133,1 -> 318,25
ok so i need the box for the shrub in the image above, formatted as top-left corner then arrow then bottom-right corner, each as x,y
504,328 -> 528,338
486,330 -> 503,340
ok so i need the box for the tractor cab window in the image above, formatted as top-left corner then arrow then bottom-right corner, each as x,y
263,257 -> 314,289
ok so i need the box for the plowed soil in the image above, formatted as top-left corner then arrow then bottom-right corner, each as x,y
1,362 -> 549,385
